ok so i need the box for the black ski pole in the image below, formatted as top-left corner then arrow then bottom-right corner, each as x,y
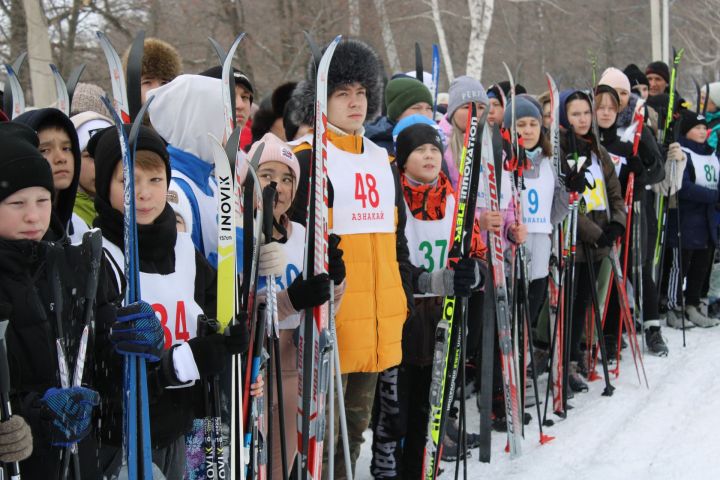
0,312 -> 21,479
582,246 -> 615,397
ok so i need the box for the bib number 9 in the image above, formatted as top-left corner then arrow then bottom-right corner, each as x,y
528,188 -> 539,214
418,239 -> 448,272
355,173 -> 380,208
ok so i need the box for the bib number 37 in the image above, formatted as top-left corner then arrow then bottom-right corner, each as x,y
355,173 -> 380,208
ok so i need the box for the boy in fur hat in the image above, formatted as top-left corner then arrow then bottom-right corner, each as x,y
288,38 -> 413,479
122,37 -> 183,103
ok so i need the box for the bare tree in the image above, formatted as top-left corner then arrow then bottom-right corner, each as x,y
428,0 -> 454,82
348,0 -> 360,36
23,0 -> 54,106
466,0 -> 494,80
373,0 -> 401,73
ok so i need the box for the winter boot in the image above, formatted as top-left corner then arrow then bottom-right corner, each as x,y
666,308 -> 694,329
686,305 -> 720,328
708,300 -> 720,319
445,417 -> 481,450
440,432 -> 470,462
568,361 -> 588,393
645,326 -> 669,356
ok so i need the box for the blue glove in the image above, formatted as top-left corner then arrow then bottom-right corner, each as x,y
111,301 -> 165,362
41,387 -> 99,447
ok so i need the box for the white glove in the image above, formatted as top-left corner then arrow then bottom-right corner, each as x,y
667,142 -> 686,163
257,242 -> 286,277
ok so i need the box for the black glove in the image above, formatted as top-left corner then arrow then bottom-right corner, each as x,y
453,258 -> 482,297
328,234 -> 346,284
626,155 -> 644,175
596,221 -> 625,247
188,320 -> 250,376
562,155 -> 587,193
287,273 -> 331,311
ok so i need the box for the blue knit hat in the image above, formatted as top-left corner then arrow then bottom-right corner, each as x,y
503,94 -> 542,128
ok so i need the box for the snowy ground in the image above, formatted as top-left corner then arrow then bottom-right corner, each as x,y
355,324 -> 720,480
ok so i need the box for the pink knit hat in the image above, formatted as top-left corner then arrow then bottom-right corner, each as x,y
248,132 -> 300,180
599,67 -> 631,93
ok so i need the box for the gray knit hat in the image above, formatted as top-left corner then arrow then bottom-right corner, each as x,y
503,94 -> 542,127
446,76 -> 488,120
70,82 -> 112,118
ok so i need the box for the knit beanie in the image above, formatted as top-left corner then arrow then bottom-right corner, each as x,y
503,95 -> 542,127
599,67 -> 631,93
122,38 -> 182,83
70,83 -> 112,117
394,116 -> 444,170
645,61 -> 670,83
678,110 -> 707,137
71,111 -> 113,152
623,64 -> 649,89
89,125 -> 170,202
247,132 -> 300,180
167,186 -> 194,234
707,82 -> 720,109
0,122 -> 54,203
385,77 -> 433,122
198,65 -> 255,98
497,80 -> 527,97
447,76 -> 488,120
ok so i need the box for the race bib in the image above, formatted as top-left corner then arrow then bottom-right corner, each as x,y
521,158 -> 554,234
327,139 -> 396,235
581,155 -> 607,212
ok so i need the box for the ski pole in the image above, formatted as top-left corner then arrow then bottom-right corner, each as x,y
0,316 -> 21,480
331,285 -> 353,480
582,245 -> 615,397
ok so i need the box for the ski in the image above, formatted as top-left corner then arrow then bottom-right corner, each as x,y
653,48 -> 684,283
96,32 -> 131,123
2,63 -> 25,119
101,95 -> 155,480
0,316 -> 21,480
431,44 -> 440,118
297,34 -> 341,480
49,65 -> 70,116
422,103 -> 483,479
481,116 -> 522,457
2,51 -> 26,117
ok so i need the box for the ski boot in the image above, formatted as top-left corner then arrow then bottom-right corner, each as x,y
666,307 -> 694,329
445,418 -> 481,450
568,361 -> 588,393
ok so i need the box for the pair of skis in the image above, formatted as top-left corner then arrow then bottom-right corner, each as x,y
296,34 -> 342,480
97,30 -> 156,480
421,102 -> 484,479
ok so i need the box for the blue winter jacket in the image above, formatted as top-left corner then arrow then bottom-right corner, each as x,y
668,138 -> 720,249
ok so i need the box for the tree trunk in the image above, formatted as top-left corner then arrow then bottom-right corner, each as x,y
466,0 -> 494,81
349,0 -> 360,37
373,0 -> 401,74
23,0 -> 55,107
59,0 -> 82,77
429,0 -> 454,82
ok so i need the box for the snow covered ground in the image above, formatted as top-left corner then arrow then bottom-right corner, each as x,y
355,325 -> 720,480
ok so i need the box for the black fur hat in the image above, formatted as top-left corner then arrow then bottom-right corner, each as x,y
290,38 -> 382,127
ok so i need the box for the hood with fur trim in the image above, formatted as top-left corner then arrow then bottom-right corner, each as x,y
14,108 -> 81,228
290,38 -> 382,128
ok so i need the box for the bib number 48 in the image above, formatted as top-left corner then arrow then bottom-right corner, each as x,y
355,173 -> 380,208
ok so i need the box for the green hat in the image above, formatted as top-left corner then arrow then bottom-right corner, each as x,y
385,77 -> 433,122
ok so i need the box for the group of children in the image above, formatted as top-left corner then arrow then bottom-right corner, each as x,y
0,33 -> 718,480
